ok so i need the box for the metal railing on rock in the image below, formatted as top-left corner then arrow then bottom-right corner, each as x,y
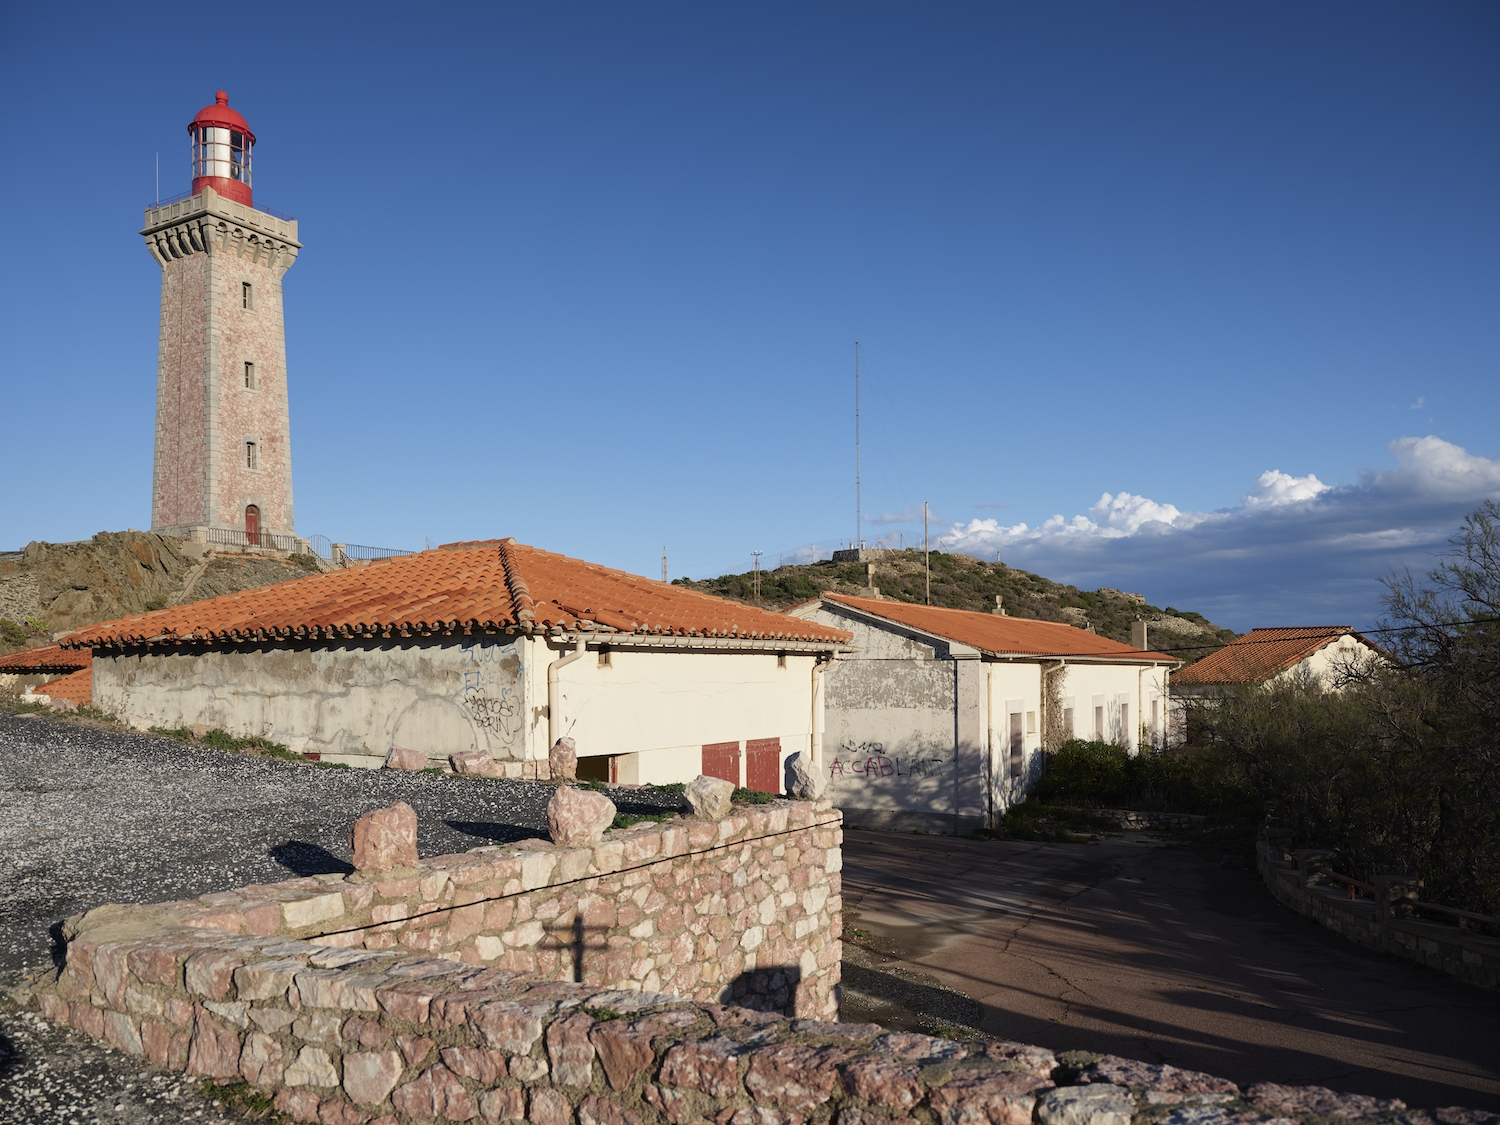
307,535 -> 414,565
204,527 -> 304,553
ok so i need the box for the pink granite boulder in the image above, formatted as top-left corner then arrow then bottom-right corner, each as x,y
384,746 -> 428,771
350,802 -> 419,871
549,737 -> 578,781
450,750 -> 503,778
547,785 -> 616,847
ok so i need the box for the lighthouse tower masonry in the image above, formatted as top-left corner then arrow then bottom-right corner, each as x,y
142,90 -> 301,545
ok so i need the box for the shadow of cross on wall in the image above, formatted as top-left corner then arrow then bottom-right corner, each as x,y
551,916 -> 802,1017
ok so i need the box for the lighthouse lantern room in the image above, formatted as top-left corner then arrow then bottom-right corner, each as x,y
190,91 -> 255,206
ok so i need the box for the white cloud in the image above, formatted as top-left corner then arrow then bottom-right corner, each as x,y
938,436 -> 1500,629
1410,396 -> 1425,410
1241,469 -> 1330,508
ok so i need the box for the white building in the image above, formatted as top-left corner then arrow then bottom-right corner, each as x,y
787,594 -> 1179,834
67,539 -> 851,787
1170,626 -> 1387,700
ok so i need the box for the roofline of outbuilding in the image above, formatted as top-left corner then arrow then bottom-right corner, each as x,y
811,596 -> 1178,665
78,626 -> 851,656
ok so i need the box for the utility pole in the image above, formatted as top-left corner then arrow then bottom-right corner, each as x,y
924,501 -> 931,605
855,341 -> 862,552
752,551 -> 763,602
661,547 -> 668,583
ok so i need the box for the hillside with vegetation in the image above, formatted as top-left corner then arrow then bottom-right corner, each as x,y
673,549 -> 1236,663
0,531 -> 321,656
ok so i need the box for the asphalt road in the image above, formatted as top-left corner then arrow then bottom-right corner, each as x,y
840,827 -> 1500,1114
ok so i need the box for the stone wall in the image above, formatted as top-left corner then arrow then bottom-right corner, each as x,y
1257,838 -> 1500,991
25,802 -> 1498,1125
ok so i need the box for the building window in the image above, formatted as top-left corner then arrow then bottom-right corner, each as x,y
1063,697 -> 1076,738
242,281 -> 253,310
1009,712 -> 1024,778
1094,704 -> 1105,740
1120,702 -> 1130,748
245,440 -> 258,470
1026,711 -> 1037,734
244,361 -> 256,390
1150,700 -> 1160,747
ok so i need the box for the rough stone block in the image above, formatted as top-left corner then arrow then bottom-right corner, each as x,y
744,1044 -> 853,1111
550,737 -> 578,781
547,1011 -> 598,1087
350,802 -> 420,871
186,1005 -> 242,1078
1036,1085 -> 1134,1125
547,786 -> 617,847
384,746 -> 428,771
242,1031 -> 286,1087
344,1049 -> 404,1105
284,1046 -> 340,1088
451,749 -> 504,777
682,775 -> 735,820
927,1069 -> 1052,1125
1246,1083 -> 1405,1118
392,1063 -> 475,1120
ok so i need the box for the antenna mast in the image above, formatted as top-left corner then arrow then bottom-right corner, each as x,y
661,547 -> 667,583
855,341 -> 862,551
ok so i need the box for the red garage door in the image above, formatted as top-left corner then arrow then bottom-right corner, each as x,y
745,737 -> 782,794
702,741 -> 740,786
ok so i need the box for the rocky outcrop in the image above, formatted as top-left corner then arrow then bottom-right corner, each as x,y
0,531 -> 320,647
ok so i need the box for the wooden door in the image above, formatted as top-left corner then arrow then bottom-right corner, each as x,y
701,741 -> 740,786
245,504 -> 260,546
745,737 -> 782,794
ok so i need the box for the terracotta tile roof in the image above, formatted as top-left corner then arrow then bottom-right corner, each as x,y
822,594 -> 1179,663
1172,626 -> 1376,686
26,667 -> 91,705
0,643 -> 92,673
66,539 -> 852,650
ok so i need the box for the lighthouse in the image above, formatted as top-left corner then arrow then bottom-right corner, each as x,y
143,91 -> 301,547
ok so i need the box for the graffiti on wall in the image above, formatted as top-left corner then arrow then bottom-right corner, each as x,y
459,642 -> 523,749
828,739 -> 949,784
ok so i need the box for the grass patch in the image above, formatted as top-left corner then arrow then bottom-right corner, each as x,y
644,782 -> 685,796
584,1005 -> 624,1022
2,697 -> 51,716
198,1079 -> 282,1119
611,811 -> 677,830
316,760 -> 350,769
731,788 -> 774,805
151,725 -> 300,761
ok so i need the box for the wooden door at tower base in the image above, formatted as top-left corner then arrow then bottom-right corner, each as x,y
745,737 -> 782,794
701,741 -> 740,785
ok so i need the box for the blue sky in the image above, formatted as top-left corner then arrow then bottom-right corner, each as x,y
1,2 -> 1496,630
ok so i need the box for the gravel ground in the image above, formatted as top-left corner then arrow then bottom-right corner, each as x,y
0,708 -> 681,1123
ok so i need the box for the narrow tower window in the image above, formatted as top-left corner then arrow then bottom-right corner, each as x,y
245,441 -> 258,470
242,281 -> 253,310
244,361 -> 256,389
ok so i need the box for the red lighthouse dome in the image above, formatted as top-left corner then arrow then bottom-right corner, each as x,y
189,91 -> 255,206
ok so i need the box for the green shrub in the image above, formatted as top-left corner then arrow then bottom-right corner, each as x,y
0,619 -> 26,645
731,787 -> 774,805
1034,740 -> 1131,805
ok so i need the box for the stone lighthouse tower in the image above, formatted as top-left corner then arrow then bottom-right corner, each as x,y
142,91 -> 301,546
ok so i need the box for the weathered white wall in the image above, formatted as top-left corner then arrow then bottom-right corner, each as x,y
986,663 -> 1043,817
95,636 -> 823,783
812,611 -> 963,832
95,638 -> 526,764
532,640 -> 819,785
808,602 -> 1174,832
